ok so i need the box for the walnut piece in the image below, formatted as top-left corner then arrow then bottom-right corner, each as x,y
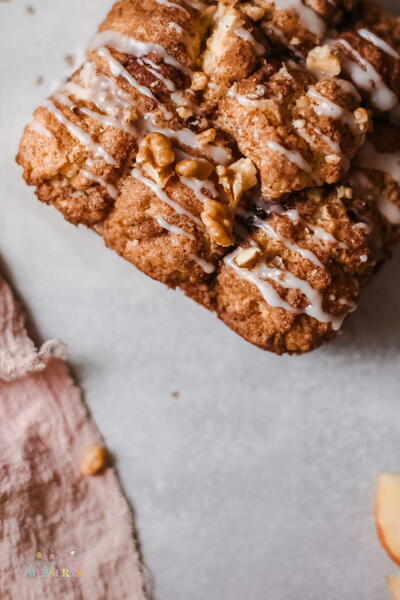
201,200 -> 234,246
197,128 -> 217,145
354,107 -> 371,134
234,246 -> 261,268
191,71 -> 209,91
80,445 -> 107,476
137,133 -> 175,188
217,157 -> 258,206
176,159 -> 213,180
337,185 -> 354,199
176,106 -> 193,119
306,45 -> 341,77
240,3 -> 265,20
325,154 -> 341,165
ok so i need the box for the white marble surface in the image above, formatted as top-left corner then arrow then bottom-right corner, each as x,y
1,2 -> 400,598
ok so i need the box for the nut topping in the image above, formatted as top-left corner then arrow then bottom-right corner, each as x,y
217,157 -> 258,206
137,133 -> 175,188
353,107 -> 371,134
201,200 -> 234,247
234,247 -> 261,268
306,45 -> 341,77
176,159 -> 213,180
196,128 -> 217,146
176,106 -> 193,119
191,71 -> 209,91
337,185 -> 354,199
80,445 -> 107,476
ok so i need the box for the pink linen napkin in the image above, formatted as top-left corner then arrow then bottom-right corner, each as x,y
0,276 -> 149,599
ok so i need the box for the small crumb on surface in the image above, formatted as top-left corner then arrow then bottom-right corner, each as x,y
64,54 -> 75,67
80,445 -> 107,476
35,75 -> 43,86
26,5 -> 35,13
171,391 -> 180,398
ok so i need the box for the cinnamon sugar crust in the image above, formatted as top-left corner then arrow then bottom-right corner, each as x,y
16,0 -> 400,354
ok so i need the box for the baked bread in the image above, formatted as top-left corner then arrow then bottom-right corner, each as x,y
17,0 -> 400,354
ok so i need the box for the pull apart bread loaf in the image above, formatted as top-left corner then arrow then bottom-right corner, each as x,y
17,0 -> 400,354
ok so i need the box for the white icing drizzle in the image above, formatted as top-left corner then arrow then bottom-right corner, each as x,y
225,250 -> 294,311
155,216 -> 215,273
44,100 -> 117,165
355,144 -> 400,224
191,254 -> 215,273
27,118 -> 53,138
259,199 -> 345,248
377,196 -> 400,225
237,208 -> 324,268
184,0 -> 206,9
174,149 -> 219,202
169,22 -> 184,35
295,124 -> 342,155
304,221 -> 347,248
90,30 -> 192,77
227,84 -> 272,109
356,141 -> 400,184
234,28 -> 265,55
307,87 -> 357,131
132,167 -> 202,224
54,93 -> 75,109
267,140 -> 315,177
96,46 -> 173,120
80,168 -> 119,199
257,263 -> 343,327
337,38 -> 398,111
156,215 -> 195,239
179,176 -> 218,203
80,106 -> 135,134
358,29 -> 400,60
141,58 -> 176,92
154,0 -> 190,15
64,63 -> 135,135
144,116 -> 231,164
273,0 -> 326,38
334,78 -> 362,102
225,248 -> 346,329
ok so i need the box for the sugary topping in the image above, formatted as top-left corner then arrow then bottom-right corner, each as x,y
17,0 -> 400,351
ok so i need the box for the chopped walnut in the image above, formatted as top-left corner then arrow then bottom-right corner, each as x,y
201,200 -> 234,247
337,185 -> 354,199
176,106 -> 193,119
191,72 -> 209,91
80,445 -> 107,476
176,159 -> 213,180
306,45 -> 341,77
325,154 -> 341,165
136,133 -> 175,188
217,158 -> 258,206
354,107 -> 371,134
234,247 -> 261,268
197,128 -> 217,146
240,3 -> 265,20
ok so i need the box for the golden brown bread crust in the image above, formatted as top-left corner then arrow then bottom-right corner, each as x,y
16,0 -> 400,354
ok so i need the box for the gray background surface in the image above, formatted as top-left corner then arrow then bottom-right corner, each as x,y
1,1 -> 400,598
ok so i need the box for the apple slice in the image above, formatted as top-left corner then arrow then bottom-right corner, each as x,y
387,576 -> 400,600
376,473 -> 400,566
